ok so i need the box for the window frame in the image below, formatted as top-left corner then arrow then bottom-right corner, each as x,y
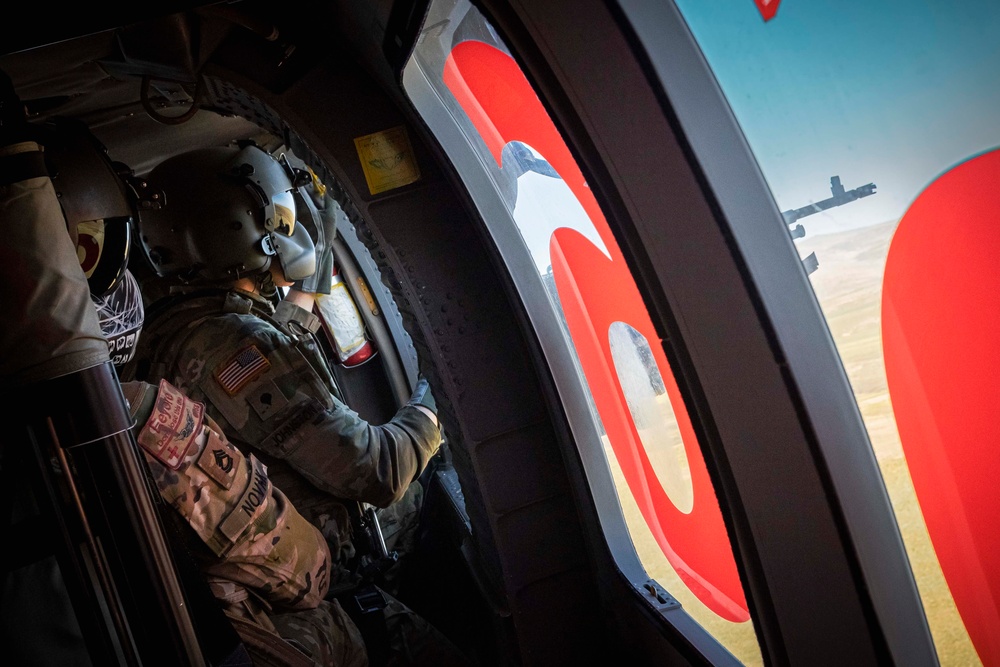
404,0 -> 939,664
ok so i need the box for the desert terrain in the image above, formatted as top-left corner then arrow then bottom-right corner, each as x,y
604,219 -> 979,665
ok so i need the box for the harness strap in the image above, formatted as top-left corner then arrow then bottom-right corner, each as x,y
338,583 -> 390,667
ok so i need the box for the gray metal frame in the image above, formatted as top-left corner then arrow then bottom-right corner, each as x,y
616,2 -> 936,665
412,0 -> 939,664
401,0 -> 746,664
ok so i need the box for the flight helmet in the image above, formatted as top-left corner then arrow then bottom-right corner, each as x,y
134,143 -> 315,285
38,117 -> 135,297
92,268 -> 144,367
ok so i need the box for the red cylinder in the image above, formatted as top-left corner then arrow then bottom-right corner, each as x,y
315,267 -> 377,367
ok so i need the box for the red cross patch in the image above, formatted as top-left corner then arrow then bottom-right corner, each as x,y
137,379 -> 204,469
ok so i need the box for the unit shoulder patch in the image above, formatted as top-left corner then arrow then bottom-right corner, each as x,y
137,379 -> 204,469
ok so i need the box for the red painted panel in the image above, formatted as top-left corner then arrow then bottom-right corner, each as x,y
754,0 -> 781,22
882,149 -> 1000,665
444,40 -> 748,621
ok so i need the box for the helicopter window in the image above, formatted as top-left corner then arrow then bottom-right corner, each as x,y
671,2 -> 1000,665
402,0 -> 761,664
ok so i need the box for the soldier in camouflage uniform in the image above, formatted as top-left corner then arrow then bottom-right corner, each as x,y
89,268 -> 367,666
0,91 -> 374,666
121,374 -> 365,666
121,144 -> 471,666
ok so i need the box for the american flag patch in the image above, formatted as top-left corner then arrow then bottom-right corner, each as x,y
214,345 -> 271,395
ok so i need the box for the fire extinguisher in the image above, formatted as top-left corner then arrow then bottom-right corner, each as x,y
315,266 -> 377,367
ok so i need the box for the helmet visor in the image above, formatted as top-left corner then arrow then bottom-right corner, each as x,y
76,217 -> 131,296
271,188 -> 297,236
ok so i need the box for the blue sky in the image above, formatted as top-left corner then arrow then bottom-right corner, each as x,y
673,0 -> 1000,235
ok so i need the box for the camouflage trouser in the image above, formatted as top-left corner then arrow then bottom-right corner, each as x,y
213,579 -> 365,667
340,586 -> 475,667
374,481 -> 423,591
265,460 -> 425,593
228,583 -> 474,667
377,481 -> 422,556
270,600 -> 368,667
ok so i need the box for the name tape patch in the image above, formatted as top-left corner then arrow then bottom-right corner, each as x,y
218,454 -> 271,543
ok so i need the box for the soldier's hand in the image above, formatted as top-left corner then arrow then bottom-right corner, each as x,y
407,376 -> 438,425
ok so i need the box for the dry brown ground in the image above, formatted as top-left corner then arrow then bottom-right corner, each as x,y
605,219 -> 980,665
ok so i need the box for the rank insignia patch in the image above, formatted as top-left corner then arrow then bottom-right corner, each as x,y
248,379 -> 290,421
137,379 -> 204,469
215,345 -> 270,396
196,429 -> 239,490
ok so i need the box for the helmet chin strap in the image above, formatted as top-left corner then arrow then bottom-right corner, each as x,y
254,268 -> 278,299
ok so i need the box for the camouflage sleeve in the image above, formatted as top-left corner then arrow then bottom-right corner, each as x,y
180,314 -> 442,508
122,379 -> 331,611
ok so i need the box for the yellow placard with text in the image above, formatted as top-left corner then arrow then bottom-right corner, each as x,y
353,126 -> 421,195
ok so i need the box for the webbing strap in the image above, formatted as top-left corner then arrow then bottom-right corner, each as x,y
340,584 -> 390,667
